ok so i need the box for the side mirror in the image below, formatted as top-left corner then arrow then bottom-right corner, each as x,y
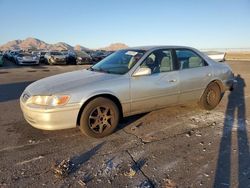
133,67 -> 151,77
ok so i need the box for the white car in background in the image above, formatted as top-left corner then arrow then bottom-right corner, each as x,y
204,51 -> 226,62
15,52 -> 39,65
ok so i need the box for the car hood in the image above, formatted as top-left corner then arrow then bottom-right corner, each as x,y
25,69 -> 120,95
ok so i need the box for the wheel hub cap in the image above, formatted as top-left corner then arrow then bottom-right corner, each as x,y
88,106 -> 113,133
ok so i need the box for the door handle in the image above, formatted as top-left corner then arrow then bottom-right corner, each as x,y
169,79 -> 177,82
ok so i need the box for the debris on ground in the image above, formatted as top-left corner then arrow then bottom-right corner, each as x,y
53,159 -> 75,178
139,179 -> 154,188
203,173 -> 209,177
78,179 -> 86,187
164,178 -> 177,188
28,139 -> 36,144
186,130 -> 194,137
124,167 -> 136,177
195,132 -> 202,137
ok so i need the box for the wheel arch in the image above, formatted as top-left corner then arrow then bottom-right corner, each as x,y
199,79 -> 224,100
76,94 -> 123,126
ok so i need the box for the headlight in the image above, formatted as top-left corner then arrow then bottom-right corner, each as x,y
17,57 -> 23,61
26,95 -> 70,106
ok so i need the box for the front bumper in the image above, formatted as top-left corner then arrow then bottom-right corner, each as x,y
18,60 -> 39,65
51,58 -> 67,64
20,100 -> 81,130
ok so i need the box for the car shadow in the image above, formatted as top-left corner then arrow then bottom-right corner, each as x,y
70,142 -> 105,174
214,74 -> 250,187
54,142 -> 105,178
0,81 -> 34,103
117,113 -> 148,131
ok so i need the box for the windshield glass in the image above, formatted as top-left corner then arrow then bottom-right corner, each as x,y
91,49 -> 145,74
18,53 -> 32,57
51,52 -> 63,56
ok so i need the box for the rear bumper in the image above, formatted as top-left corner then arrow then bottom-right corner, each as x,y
20,101 -> 81,130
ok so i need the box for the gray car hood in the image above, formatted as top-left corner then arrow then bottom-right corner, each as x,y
25,69 -> 119,95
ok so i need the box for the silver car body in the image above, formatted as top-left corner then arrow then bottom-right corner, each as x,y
20,46 -> 235,130
15,53 -> 40,65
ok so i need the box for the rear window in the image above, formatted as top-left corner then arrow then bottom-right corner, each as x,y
176,49 -> 207,69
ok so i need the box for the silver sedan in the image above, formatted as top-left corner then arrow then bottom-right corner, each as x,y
20,46 -> 235,138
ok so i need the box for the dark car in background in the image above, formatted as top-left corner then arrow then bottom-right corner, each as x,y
9,50 -> 21,62
75,51 -> 93,64
15,52 -> 39,65
38,51 -> 47,64
90,51 -> 107,62
62,50 -> 77,65
90,50 -> 115,63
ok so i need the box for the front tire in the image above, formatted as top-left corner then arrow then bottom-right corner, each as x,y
80,97 -> 119,138
199,82 -> 222,110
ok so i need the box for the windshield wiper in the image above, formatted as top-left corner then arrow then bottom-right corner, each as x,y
88,67 -> 94,71
88,67 -> 111,73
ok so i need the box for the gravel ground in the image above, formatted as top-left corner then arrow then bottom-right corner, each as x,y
0,61 -> 249,187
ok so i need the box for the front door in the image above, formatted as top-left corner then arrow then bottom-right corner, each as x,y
130,49 -> 180,114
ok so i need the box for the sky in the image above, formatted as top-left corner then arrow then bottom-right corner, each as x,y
0,0 -> 249,49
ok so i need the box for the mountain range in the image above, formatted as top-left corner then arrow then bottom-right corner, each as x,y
0,37 -> 128,51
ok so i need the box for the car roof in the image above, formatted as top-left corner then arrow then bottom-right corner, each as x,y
123,45 -> 196,51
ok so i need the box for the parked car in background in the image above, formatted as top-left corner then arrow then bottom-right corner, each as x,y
75,51 -> 93,64
44,51 -> 67,65
204,51 -> 226,62
9,50 -> 21,62
15,52 -> 39,65
90,51 -> 107,62
31,51 -> 40,58
38,51 -> 47,64
20,46 -> 236,138
63,50 -> 77,65
0,52 -> 4,66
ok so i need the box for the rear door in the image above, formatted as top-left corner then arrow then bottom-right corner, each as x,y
175,49 -> 212,103
130,49 -> 180,114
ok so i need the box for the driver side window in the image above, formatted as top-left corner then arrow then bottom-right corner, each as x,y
141,49 -> 173,74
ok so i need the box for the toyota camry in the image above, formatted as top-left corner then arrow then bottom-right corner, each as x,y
20,46 -> 235,138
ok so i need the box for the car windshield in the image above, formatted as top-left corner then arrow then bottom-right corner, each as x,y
51,52 -> 63,55
18,53 -> 32,57
91,49 -> 145,74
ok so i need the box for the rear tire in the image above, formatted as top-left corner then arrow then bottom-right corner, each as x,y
199,82 -> 222,110
79,97 -> 119,138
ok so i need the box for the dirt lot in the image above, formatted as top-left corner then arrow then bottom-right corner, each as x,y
225,51 -> 250,61
0,61 -> 250,187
